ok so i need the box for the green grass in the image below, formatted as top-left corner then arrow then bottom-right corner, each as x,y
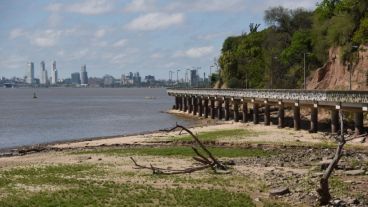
72,146 -> 276,158
0,164 -> 101,188
0,181 -> 255,207
0,164 -> 256,207
173,129 -> 264,142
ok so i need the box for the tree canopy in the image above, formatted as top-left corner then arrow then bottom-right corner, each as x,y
217,0 -> 368,89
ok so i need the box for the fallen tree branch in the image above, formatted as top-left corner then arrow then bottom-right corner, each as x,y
131,124 -> 229,175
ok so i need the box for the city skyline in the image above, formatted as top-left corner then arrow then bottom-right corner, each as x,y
0,0 -> 318,79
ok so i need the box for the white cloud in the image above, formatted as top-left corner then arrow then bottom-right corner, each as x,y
126,12 -> 184,31
45,3 -> 63,12
67,0 -> 114,15
165,0 -> 246,12
112,38 -> 128,47
175,46 -> 215,58
30,30 -> 63,47
94,29 -> 107,38
150,53 -> 163,59
9,28 -> 25,39
124,0 -> 156,12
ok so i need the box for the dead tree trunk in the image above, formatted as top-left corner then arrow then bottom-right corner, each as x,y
317,110 -> 346,205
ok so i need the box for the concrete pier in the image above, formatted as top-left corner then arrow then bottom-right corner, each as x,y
168,88 -> 367,134
310,105 -> 318,133
204,98 -> 209,118
233,100 -> 240,122
354,112 -> 364,135
278,102 -> 284,128
293,103 -> 300,130
224,99 -> 230,121
217,99 -> 223,120
198,97 -> 203,117
253,102 -> 259,124
210,99 -> 215,119
331,109 -> 339,133
264,100 -> 270,126
183,96 -> 188,112
242,101 -> 248,123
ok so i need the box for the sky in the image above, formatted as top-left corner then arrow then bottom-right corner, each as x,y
0,0 -> 319,80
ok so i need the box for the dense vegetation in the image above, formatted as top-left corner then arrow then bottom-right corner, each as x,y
215,0 -> 368,89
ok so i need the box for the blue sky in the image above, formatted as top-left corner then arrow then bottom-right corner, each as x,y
0,0 -> 319,79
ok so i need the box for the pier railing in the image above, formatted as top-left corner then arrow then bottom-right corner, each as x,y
167,88 -> 368,104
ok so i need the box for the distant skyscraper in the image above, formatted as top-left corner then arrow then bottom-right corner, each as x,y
26,62 -> 34,84
80,64 -> 88,85
51,61 -> 58,84
40,61 -> 48,85
71,72 -> 81,84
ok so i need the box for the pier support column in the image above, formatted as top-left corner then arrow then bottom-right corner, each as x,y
192,97 -> 198,116
179,97 -> 183,111
175,96 -> 179,110
210,99 -> 215,119
204,99 -> 209,118
233,100 -> 239,122
310,104 -> 318,133
198,97 -> 203,117
253,102 -> 259,124
224,99 -> 230,121
188,96 -> 193,114
183,96 -> 188,112
264,100 -> 270,126
293,102 -> 301,130
242,100 -> 248,123
217,99 -> 223,120
354,112 -> 364,135
278,101 -> 285,128
331,109 -> 339,133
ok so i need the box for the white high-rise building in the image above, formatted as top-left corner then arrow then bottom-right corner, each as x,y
40,61 -> 48,85
51,61 -> 58,85
27,62 -> 34,84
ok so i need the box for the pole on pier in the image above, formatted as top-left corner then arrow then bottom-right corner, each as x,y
264,100 -> 270,126
293,102 -> 301,130
175,96 -> 179,110
354,112 -> 364,135
310,103 -> 318,133
278,101 -> 285,128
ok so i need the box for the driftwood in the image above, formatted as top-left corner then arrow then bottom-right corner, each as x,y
130,124 -> 229,175
317,110 -> 368,205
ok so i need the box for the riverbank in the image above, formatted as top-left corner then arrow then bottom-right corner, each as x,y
0,111 -> 367,206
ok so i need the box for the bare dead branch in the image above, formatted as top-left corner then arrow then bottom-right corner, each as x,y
131,157 -> 212,175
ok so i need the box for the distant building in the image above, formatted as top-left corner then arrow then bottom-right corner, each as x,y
51,61 -> 58,85
121,72 -> 142,86
190,70 -> 199,87
145,75 -> 155,84
80,64 -> 88,85
26,62 -> 34,84
71,72 -> 81,84
103,75 -> 114,87
40,61 -> 48,85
